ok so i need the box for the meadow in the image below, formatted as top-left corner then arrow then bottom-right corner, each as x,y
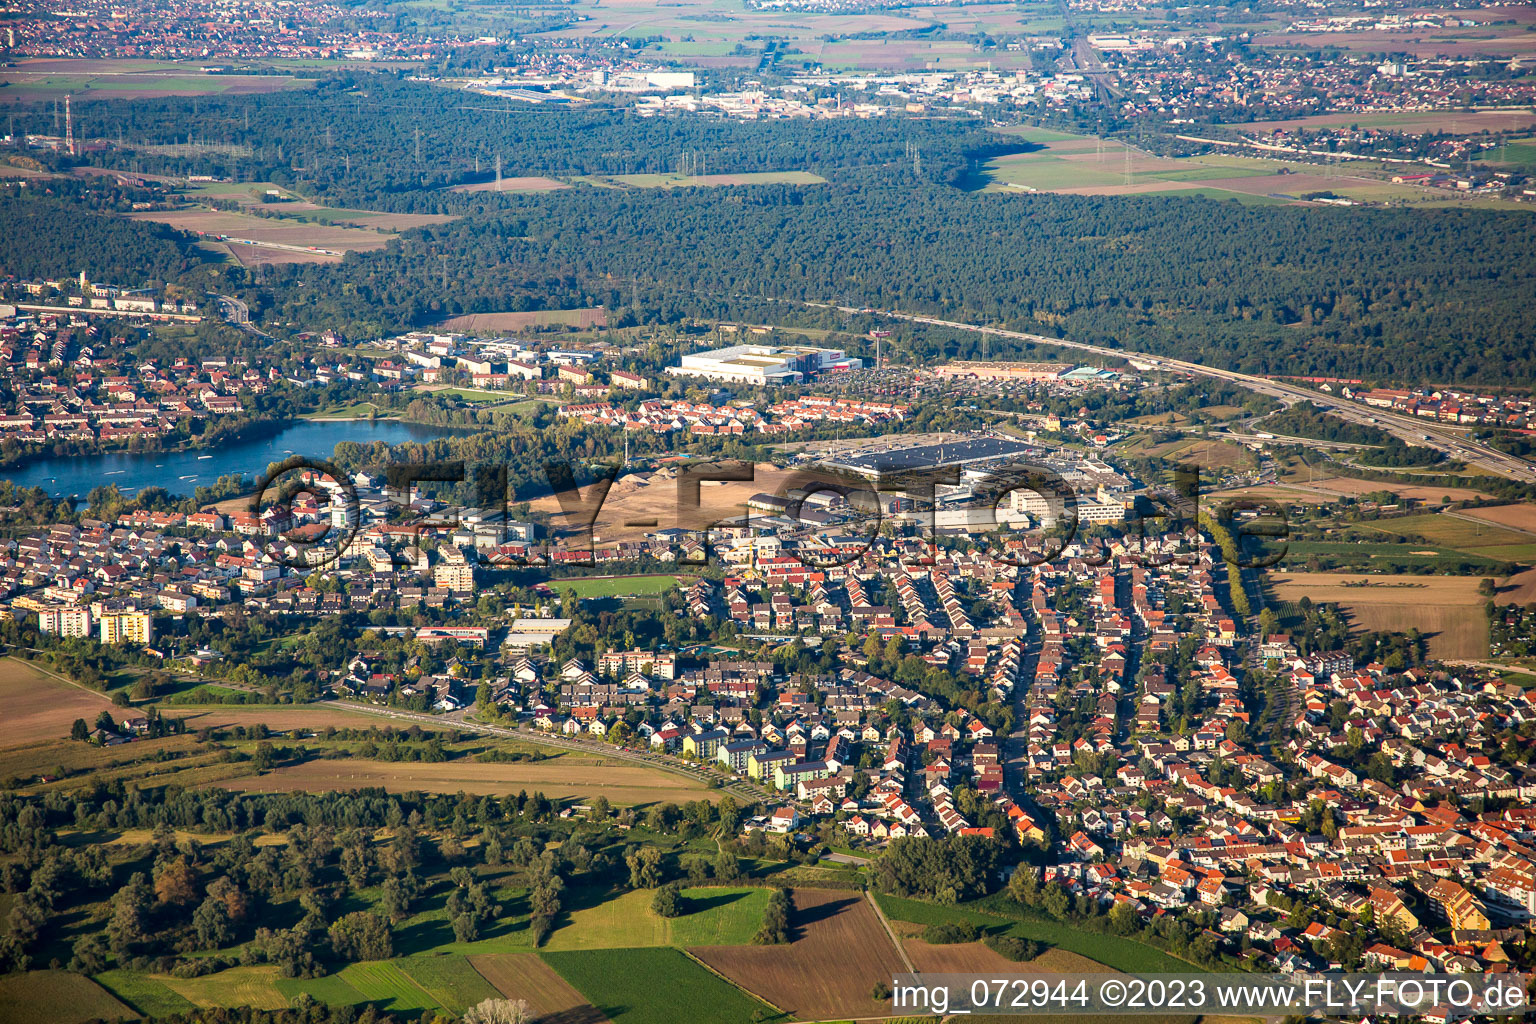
543,886 -> 769,950
0,59 -> 310,102
128,207 -> 398,264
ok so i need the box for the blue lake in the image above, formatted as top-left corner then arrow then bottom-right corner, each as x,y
4,419 -> 453,499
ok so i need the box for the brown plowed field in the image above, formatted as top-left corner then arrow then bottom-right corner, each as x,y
0,658 -> 119,749
469,953 -> 608,1024
690,890 -> 906,1021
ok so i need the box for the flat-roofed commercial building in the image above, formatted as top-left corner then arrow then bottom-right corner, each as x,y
666,345 -> 860,386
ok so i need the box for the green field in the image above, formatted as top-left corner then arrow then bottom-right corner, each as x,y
552,575 -> 686,599
876,894 -> 1199,973
429,387 -> 518,403
93,970 -> 197,1017
0,971 -> 135,1023
541,947 -> 779,1024
546,886 -> 769,950
278,957 -> 499,1015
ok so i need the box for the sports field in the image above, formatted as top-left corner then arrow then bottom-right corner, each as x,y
219,755 -> 714,804
550,575 -> 687,599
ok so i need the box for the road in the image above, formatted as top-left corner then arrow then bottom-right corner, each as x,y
318,699 -> 766,802
817,304 -> 1536,482
209,292 -> 274,340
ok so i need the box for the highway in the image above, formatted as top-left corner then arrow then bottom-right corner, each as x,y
819,304 -> 1536,482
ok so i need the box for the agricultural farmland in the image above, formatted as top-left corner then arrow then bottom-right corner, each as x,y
542,947 -> 777,1024
219,755 -> 715,804
127,207 -> 398,265
0,970 -> 134,1022
690,890 -> 907,1020
440,307 -> 608,332
0,59 -> 311,102
1265,571 -> 1489,659
0,657 -> 119,750
469,952 -> 606,1023
544,886 -> 769,950
979,129 -> 1533,208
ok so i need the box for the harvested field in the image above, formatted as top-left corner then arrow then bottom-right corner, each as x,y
0,658 -> 119,750
448,176 -> 571,193
470,953 -> 608,1024
903,938 -> 1020,973
218,757 -> 713,805
0,970 -> 134,1022
156,965 -> 290,1010
531,462 -> 803,544
169,704 -> 457,733
1300,475 -> 1496,503
1462,504 -> 1536,536
903,940 -> 1110,974
128,208 -> 395,261
1267,571 -> 1488,659
440,308 -> 608,332
1500,566 -> 1536,605
690,890 -> 907,1021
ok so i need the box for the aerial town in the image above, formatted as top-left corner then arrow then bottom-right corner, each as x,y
1,0 -> 1535,1019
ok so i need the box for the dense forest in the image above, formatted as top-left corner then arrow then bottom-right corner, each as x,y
9,78 -> 1536,385
51,77 -> 1013,202
0,191 -> 206,287
240,181 -> 1536,384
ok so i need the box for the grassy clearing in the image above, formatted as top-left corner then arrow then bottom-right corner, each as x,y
542,947 -> 778,1024
551,575 -> 686,599
396,954 -> 503,1014
93,970 -> 197,1017
156,965 -> 291,1010
545,886 -> 768,950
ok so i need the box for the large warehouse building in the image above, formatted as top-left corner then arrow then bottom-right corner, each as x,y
666,345 -> 861,386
